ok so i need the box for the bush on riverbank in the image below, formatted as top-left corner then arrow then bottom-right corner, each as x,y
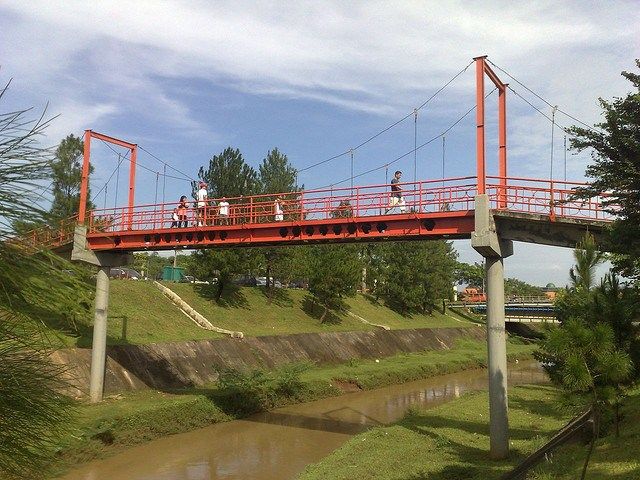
45,338 -> 535,478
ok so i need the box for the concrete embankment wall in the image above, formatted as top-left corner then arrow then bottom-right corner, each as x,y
51,327 -> 485,398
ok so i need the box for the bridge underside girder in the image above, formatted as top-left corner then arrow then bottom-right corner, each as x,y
494,211 -> 608,249
84,212 -> 476,252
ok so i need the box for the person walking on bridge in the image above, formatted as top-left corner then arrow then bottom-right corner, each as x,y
386,170 -> 406,214
196,182 -> 208,226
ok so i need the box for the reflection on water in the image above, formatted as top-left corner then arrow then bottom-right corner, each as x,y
61,361 -> 546,480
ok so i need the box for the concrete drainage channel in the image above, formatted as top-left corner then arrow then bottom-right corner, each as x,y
153,281 -> 244,338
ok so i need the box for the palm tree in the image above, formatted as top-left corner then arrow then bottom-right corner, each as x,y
569,233 -> 604,290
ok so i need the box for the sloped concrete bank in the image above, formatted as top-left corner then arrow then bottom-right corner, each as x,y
52,326 -> 485,398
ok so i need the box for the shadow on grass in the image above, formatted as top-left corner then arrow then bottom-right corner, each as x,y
302,296 -> 343,325
259,286 -> 293,307
362,292 -> 418,319
192,282 -> 249,309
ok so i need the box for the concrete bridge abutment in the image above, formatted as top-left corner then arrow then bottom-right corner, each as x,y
472,194 -> 513,459
71,225 -> 131,403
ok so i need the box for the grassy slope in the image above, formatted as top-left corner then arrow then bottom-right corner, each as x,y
299,384 -> 567,480
528,388 -> 640,480
47,339 -> 536,478
80,281 -> 470,344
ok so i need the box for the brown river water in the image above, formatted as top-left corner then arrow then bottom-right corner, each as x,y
60,361 -> 545,480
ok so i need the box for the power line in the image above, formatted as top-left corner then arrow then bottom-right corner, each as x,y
298,60 -> 474,174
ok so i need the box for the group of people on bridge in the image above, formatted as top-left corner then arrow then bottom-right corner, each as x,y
168,171 -> 407,229
170,181 -> 287,228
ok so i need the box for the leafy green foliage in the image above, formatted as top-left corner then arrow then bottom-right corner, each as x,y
569,60 -> 640,279
216,363 -> 311,415
258,148 -> 299,194
454,261 -> 484,287
570,233 -> 605,290
0,82 -> 52,236
377,241 -> 457,315
0,90 -> 84,478
197,147 -> 259,199
537,235 -> 638,479
49,134 -> 94,224
307,245 -> 362,321
503,277 -> 544,297
0,313 -> 75,479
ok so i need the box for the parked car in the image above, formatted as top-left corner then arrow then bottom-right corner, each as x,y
287,279 -> 308,289
233,275 -> 258,286
109,267 -> 141,280
256,277 -> 282,288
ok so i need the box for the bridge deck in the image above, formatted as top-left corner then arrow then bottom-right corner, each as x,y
19,175 -> 612,252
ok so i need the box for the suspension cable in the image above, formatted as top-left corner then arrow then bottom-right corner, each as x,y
550,106 -> 558,183
413,108 -> 418,184
114,153 -> 121,209
298,60 -> 474,174
316,88 -> 497,189
486,59 -> 604,134
441,136 -> 446,188
563,135 -> 568,184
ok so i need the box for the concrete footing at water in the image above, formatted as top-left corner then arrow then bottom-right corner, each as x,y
50,326 -> 485,398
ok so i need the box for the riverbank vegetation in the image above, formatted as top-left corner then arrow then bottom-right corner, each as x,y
44,338 -> 535,478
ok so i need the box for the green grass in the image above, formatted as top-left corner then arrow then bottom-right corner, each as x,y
110,281 -> 470,341
46,338 -> 536,478
299,384 -> 567,480
527,388 -> 640,480
49,281 -> 471,347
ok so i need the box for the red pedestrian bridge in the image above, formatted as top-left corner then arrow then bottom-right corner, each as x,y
21,174 -> 610,254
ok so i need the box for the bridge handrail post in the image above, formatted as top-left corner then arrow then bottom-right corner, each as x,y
299,191 -> 304,221
549,179 -> 556,220
355,187 -> 360,217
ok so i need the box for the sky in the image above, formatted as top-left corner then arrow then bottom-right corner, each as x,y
1,1 -> 638,285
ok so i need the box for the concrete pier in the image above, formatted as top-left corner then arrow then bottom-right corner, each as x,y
472,194 -> 513,459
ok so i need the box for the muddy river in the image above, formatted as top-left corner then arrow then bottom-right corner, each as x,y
60,361 -> 545,480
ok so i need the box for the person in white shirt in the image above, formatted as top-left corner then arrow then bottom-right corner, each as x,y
218,197 -> 230,225
274,197 -> 284,222
196,182 -> 208,226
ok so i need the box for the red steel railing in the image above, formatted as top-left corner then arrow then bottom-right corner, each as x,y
12,176 -> 613,250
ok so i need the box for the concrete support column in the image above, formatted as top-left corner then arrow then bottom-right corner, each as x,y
471,194 -> 513,460
89,266 -> 110,403
485,256 -> 509,459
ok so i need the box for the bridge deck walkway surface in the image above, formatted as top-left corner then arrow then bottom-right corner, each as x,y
21,175 -> 611,253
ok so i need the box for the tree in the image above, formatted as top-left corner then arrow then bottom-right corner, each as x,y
197,147 -> 258,199
0,82 -> 76,479
538,320 -> 632,480
49,134 -> 94,224
258,148 -> 299,195
503,277 -> 544,297
256,148 -> 300,293
569,233 -> 605,290
307,245 -> 362,321
454,261 -> 484,288
569,60 -> 640,278
379,241 -> 457,315
189,249 -> 262,300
